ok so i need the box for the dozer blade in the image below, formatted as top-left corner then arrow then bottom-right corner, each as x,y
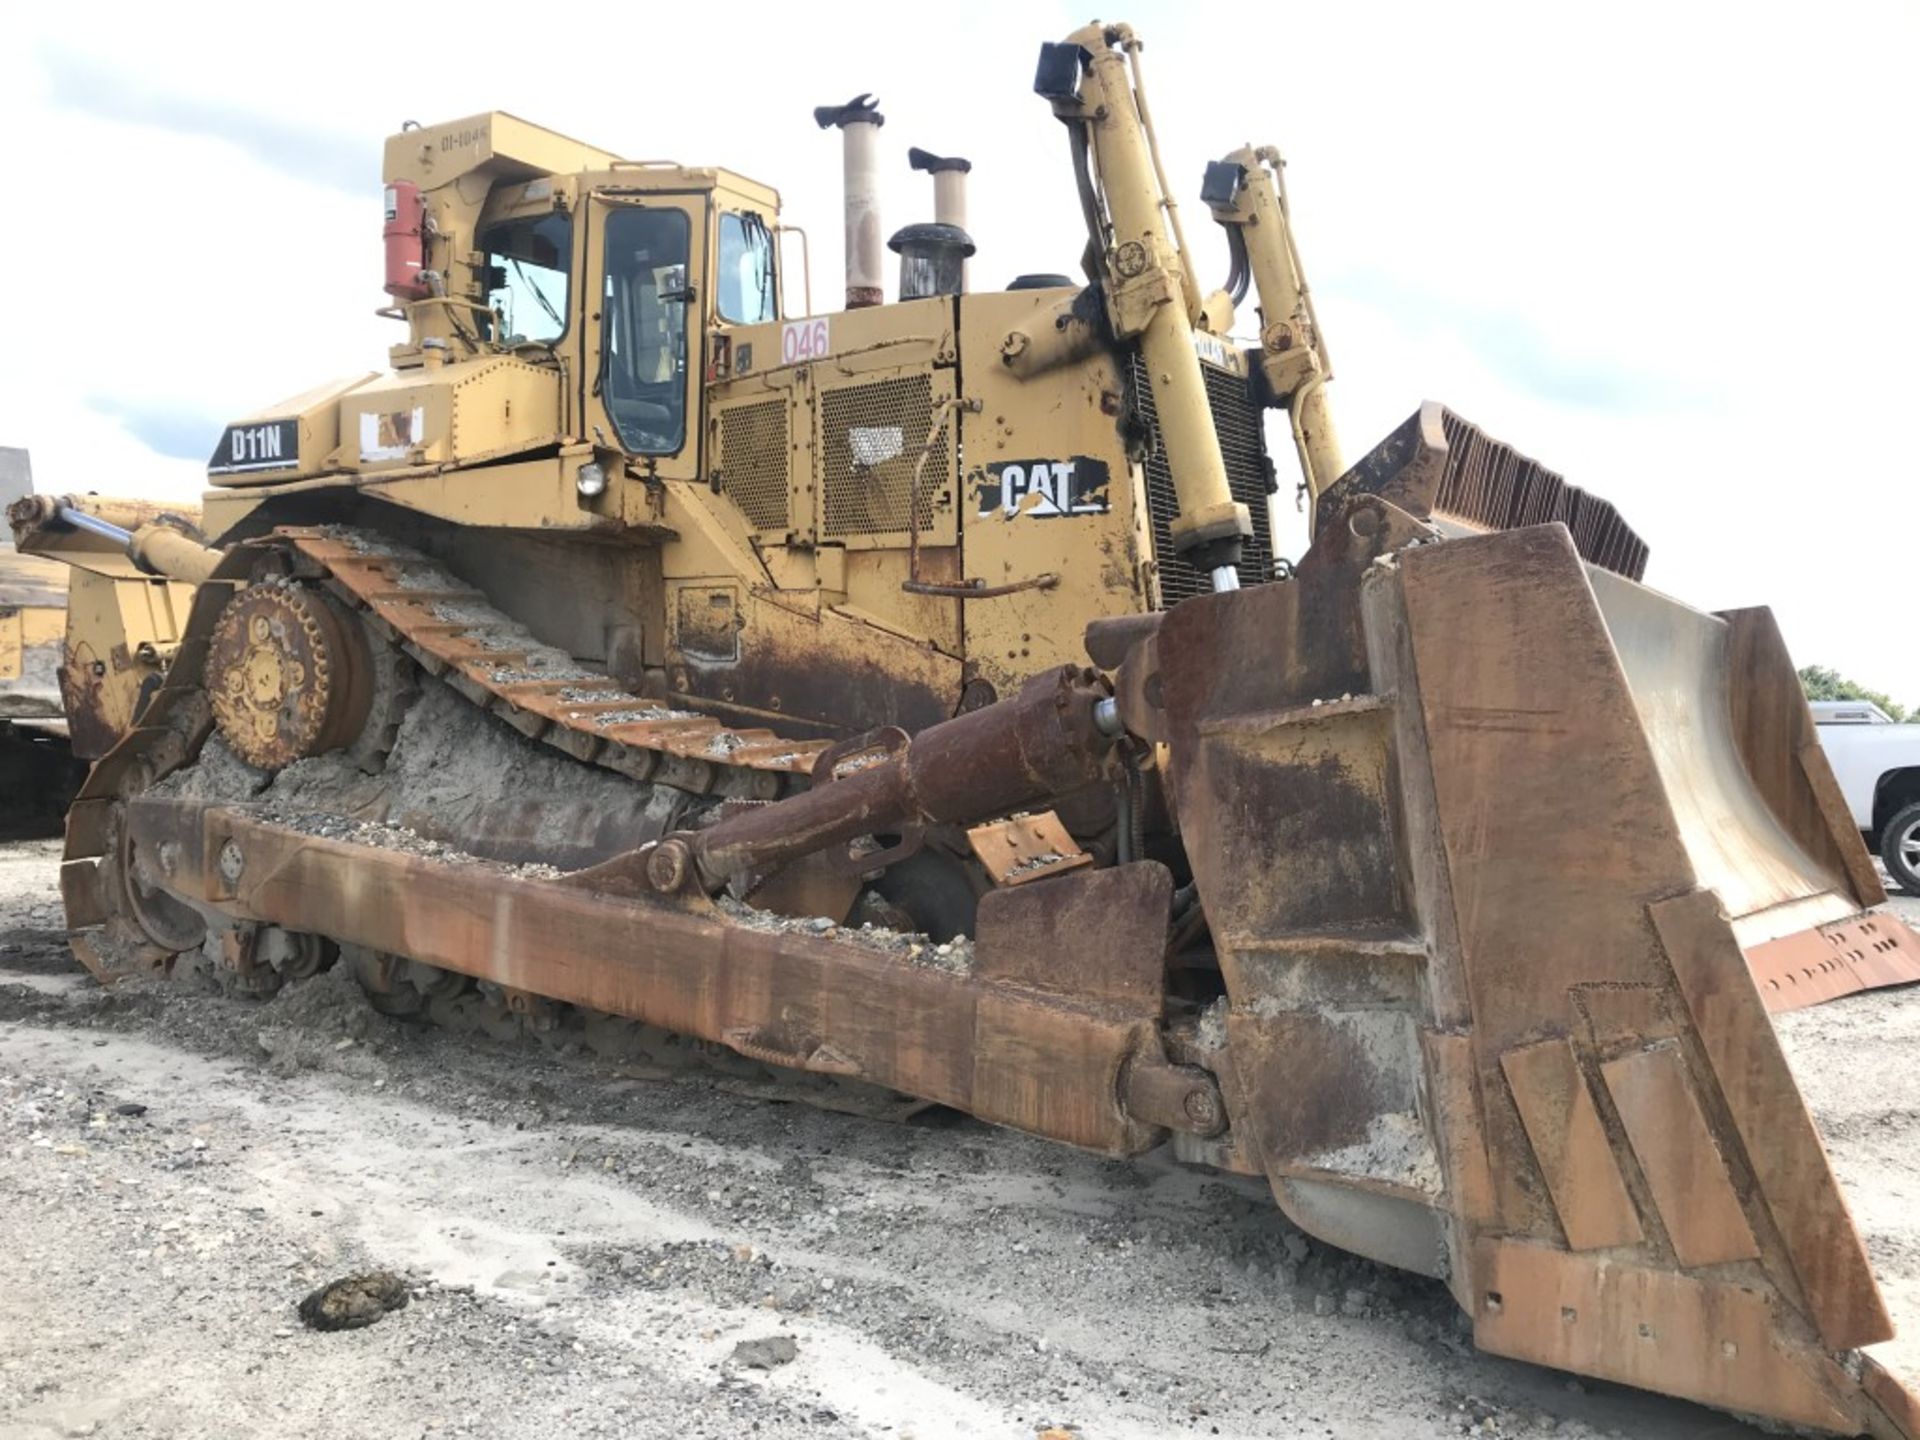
1315,402 -> 1920,1012
1135,452 -> 1920,1433
1598,569 -> 1920,1011
1315,400 -> 1651,581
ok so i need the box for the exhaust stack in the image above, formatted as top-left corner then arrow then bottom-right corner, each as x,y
813,94 -> 886,309
908,147 -> 971,290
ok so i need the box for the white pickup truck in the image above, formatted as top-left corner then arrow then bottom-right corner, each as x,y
1812,699 -> 1920,894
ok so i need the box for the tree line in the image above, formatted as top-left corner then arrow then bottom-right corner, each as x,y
1799,665 -> 1912,723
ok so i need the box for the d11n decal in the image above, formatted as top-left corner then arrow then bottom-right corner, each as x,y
208,419 -> 298,476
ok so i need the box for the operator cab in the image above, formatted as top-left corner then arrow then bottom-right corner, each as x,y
370,113 -> 786,484
456,152 -> 782,477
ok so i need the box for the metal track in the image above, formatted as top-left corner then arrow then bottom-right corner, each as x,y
59,524 -> 835,979
285,528 -> 829,801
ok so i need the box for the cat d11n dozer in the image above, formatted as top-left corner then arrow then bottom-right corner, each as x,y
15,20 -> 1920,1433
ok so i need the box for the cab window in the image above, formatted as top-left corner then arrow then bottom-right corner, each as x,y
603,207 -> 691,455
481,213 -> 570,345
717,212 -> 776,325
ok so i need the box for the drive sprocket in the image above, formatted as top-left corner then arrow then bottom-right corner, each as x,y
206,577 -> 372,771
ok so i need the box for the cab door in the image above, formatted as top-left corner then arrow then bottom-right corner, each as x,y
582,192 -> 708,485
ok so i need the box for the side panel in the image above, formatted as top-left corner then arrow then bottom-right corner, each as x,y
671,300 -> 966,733
61,569 -> 195,759
959,288 -> 1152,698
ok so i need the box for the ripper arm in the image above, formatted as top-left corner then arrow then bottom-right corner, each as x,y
1201,145 -> 1344,502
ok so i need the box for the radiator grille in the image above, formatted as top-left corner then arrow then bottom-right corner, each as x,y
1130,354 -> 1276,606
717,399 -> 791,531
819,376 -> 949,538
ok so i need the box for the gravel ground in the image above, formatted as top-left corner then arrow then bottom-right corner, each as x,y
1771,886 -> 1920,1396
0,834 -> 1913,1440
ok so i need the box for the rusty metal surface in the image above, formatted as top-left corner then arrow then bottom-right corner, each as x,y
1500,1039 -> 1644,1252
290,527 -> 834,782
1316,403 -> 1648,580
1144,510 -> 1915,1434
971,861 -> 1169,1005
60,644 -> 126,760
1599,1044 -> 1758,1268
1396,529 -> 1889,1341
739,849 -> 862,924
1653,888 -> 1893,1349
1120,1052 -> 1226,1138
1869,1357 -> 1920,1440
674,666 -> 1115,893
124,794 -> 1185,1157
1472,1240 -> 1855,1433
965,811 -> 1091,887
1745,910 -> 1920,1011
206,579 -> 372,770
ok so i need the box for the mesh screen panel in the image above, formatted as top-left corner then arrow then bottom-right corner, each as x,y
819,376 -> 949,538
718,399 -> 790,531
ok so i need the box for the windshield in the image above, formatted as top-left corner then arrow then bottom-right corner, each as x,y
718,212 -> 776,325
603,207 -> 691,455
481,212 -> 571,345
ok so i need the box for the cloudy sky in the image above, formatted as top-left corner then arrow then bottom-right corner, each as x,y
5,1 -> 1916,701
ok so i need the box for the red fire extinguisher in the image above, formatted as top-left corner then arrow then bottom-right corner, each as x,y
383,181 -> 431,301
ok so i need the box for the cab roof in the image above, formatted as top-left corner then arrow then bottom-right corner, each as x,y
385,111 -> 778,209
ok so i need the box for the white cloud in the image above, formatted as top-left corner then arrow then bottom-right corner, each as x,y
3,0 -> 1915,699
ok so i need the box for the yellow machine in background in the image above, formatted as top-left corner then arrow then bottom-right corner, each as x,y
7,485 -> 199,767
0,448 -> 84,831
14,22 -> 1920,1435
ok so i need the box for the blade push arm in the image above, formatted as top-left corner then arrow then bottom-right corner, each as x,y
1036,23 -> 1252,591
9,494 -> 222,584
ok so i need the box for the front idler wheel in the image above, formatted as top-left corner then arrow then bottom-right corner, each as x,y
86,802 -> 208,977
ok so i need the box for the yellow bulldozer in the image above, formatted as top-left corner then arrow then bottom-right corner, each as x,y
0,447 -> 86,833
14,22 -> 1920,1433
4,442 -> 199,827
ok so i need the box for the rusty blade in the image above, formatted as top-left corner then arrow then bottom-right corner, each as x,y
1148,510 -> 1914,1435
1745,910 -> 1920,1012
1321,403 -> 1650,581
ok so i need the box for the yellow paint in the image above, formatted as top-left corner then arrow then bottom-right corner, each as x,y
0,610 -> 20,681
22,36 -> 1329,743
